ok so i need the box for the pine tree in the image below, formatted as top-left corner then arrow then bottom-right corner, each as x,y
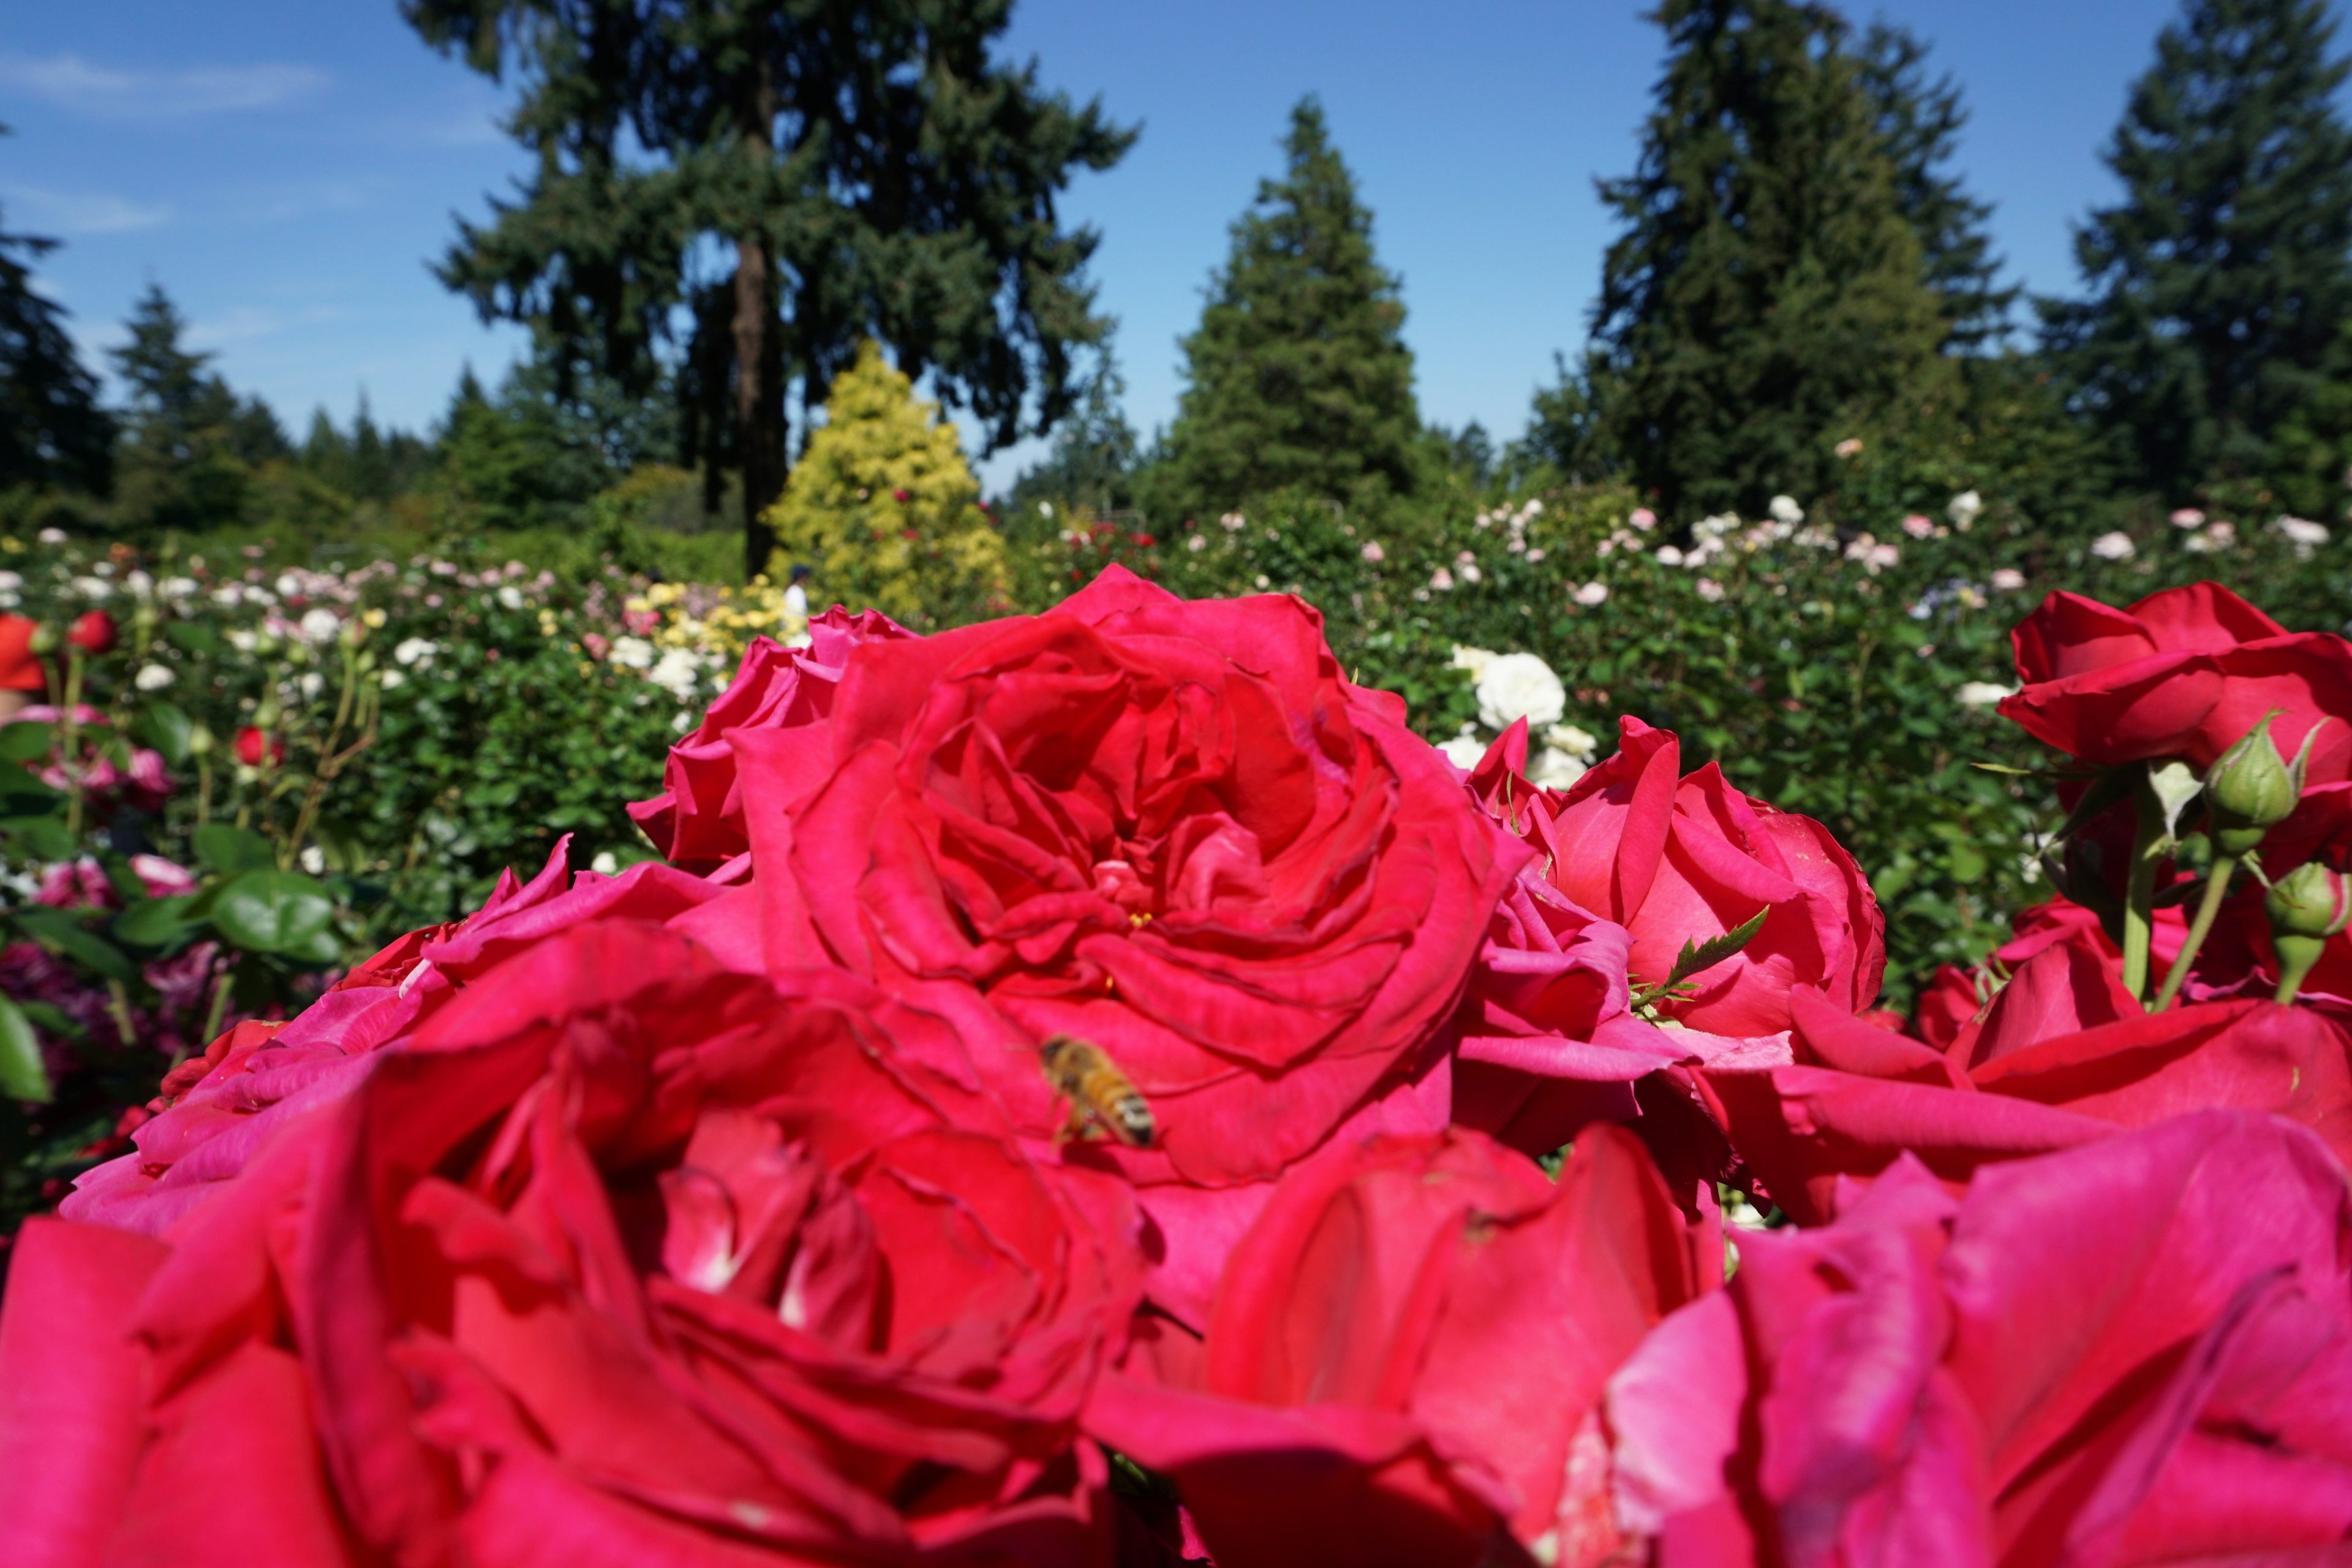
1855,21 -> 2016,350
2040,0 -> 2352,509
1006,353 -> 1139,518
109,285 -> 259,530
405,0 -> 1134,581
1146,99 -> 1420,525
1589,0 -> 1947,519
0,153 -> 111,494
765,340 -> 1007,628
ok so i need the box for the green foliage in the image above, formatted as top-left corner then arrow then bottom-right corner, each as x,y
765,342 -> 1010,629
2040,0 -> 2352,512
1006,356 -> 1141,520
1142,98 -> 1422,527
1588,0 -> 1953,519
405,0 -> 1136,575
108,286 -> 286,533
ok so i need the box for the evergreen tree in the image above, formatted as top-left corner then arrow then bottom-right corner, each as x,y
1589,0 -> 1947,519
2040,0 -> 2352,510
405,0 -> 1134,580
1146,98 -> 1420,525
108,285 -> 262,530
766,340 -> 1007,628
436,366 -> 545,530
1005,353 -> 1139,518
0,152 -> 112,494
1855,21 -> 2016,350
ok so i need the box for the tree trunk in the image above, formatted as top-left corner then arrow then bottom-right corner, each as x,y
734,236 -> 784,582
735,56 -> 784,584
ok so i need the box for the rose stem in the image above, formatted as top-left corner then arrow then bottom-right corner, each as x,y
2152,851 -> 2237,1011
2120,779 -> 2166,1002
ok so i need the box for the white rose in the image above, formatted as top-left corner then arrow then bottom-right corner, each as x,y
1948,489 -> 1983,529
497,584 -> 527,610
1768,495 -> 1804,524
299,608 -> 341,644
590,851 -> 620,875
1573,581 -> 1609,607
1474,651 -> 1567,733
1436,731 -> 1488,772
393,637 -> 439,666
133,664 -> 175,691
2089,531 -> 2136,561
1528,747 -> 1588,791
609,636 -> 655,670
1448,645 -> 1496,682
1957,682 -> 2017,706
648,646 -> 702,699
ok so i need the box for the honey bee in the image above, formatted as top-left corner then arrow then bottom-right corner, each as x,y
1038,1035 -> 1155,1148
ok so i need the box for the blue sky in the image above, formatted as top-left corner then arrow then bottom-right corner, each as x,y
0,0 -> 2261,488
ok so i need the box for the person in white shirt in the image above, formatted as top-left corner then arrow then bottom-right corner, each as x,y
782,563 -> 811,620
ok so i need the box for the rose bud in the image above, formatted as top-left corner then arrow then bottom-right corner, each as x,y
64,610 -> 116,656
26,624 -> 58,656
2267,861 -> 2352,1004
2206,710 -> 2320,854
232,726 -> 284,768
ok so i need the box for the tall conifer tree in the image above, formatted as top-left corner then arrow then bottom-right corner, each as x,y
0,148 -> 111,494
1589,0 -> 1945,519
1147,99 -> 1419,524
405,0 -> 1134,579
2040,0 -> 2352,507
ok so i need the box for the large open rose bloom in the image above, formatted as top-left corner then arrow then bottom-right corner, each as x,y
679,567 -> 1523,1318
1087,1125 -> 1708,1568
1998,580 -> 2352,775
0,920 -> 1147,1567
1607,1110 -> 2352,1564
1699,924 -> 2352,1222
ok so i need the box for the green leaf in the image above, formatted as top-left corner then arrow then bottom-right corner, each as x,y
132,701 -> 194,767
192,823 -> 277,876
163,620 -> 219,656
1659,906 -> 1771,993
0,720 -> 56,763
15,999 -> 79,1039
10,905 -> 140,983
211,870 -> 334,957
0,995 -> 51,1103
0,814 -> 75,861
112,892 -> 203,949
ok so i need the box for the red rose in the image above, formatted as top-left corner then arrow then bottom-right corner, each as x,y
1999,581 -> 2352,777
0,612 -> 45,692
1088,1125 -> 1707,1568
626,608 -> 907,871
1607,1112 -> 2352,1563
64,609 -> 116,655
1697,925 -> 2352,1222
1909,963 -> 1985,1051
63,842 -> 724,1234
2,921 -> 1146,1565
694,567 -> 1524,1322
230,725 -> 283,767
1471,716 -> 1883,1044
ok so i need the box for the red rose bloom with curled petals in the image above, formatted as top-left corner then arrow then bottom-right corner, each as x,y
1998,580 -> 2352,776
0,920 -> 1147,1567
691,568 -> 1525,1321
1087,1124 -> 1708,1568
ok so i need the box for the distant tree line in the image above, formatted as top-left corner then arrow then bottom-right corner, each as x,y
3,0 -> 2349,559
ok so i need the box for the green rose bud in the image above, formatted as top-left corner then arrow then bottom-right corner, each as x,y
2267,861 -> 2351,940
25,624 -> 56,656
186,723 -> 214,758
2206,711 -> 2321,856
2266,861 -> 2350,1006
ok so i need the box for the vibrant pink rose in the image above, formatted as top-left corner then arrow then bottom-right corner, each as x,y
34,856 -> 114,910
1088,1125 -> 1708,1568
62,841 -> 726,1234
1697,925 -> 2352,1221
1,921 -> 1148,1566
1464,715 -> 1883,1044
627,606 -> 907,871
127,854 -> 197,899
693,568 -> 1524,1323
1909,962 -> 1985,1052
1607,1112 -> 2352,1564
1999,581 -> 2352,776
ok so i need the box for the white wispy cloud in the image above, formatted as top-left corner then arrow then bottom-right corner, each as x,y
186,303 -> 347,350
0,181 -> 171,235
0,51 -> 329,119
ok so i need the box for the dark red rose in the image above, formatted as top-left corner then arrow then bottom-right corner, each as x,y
1697,924 -> 2352,1222
64,609 -> 116,655
1607,1112 -> 2352,1564
2,921 -> 1147,1566
1998,581 -> 2352,777
625,608 -> 907,872
1088,1125 -> 1708,1568
0,612 -> 45,692
682,567 -> 1525,1322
